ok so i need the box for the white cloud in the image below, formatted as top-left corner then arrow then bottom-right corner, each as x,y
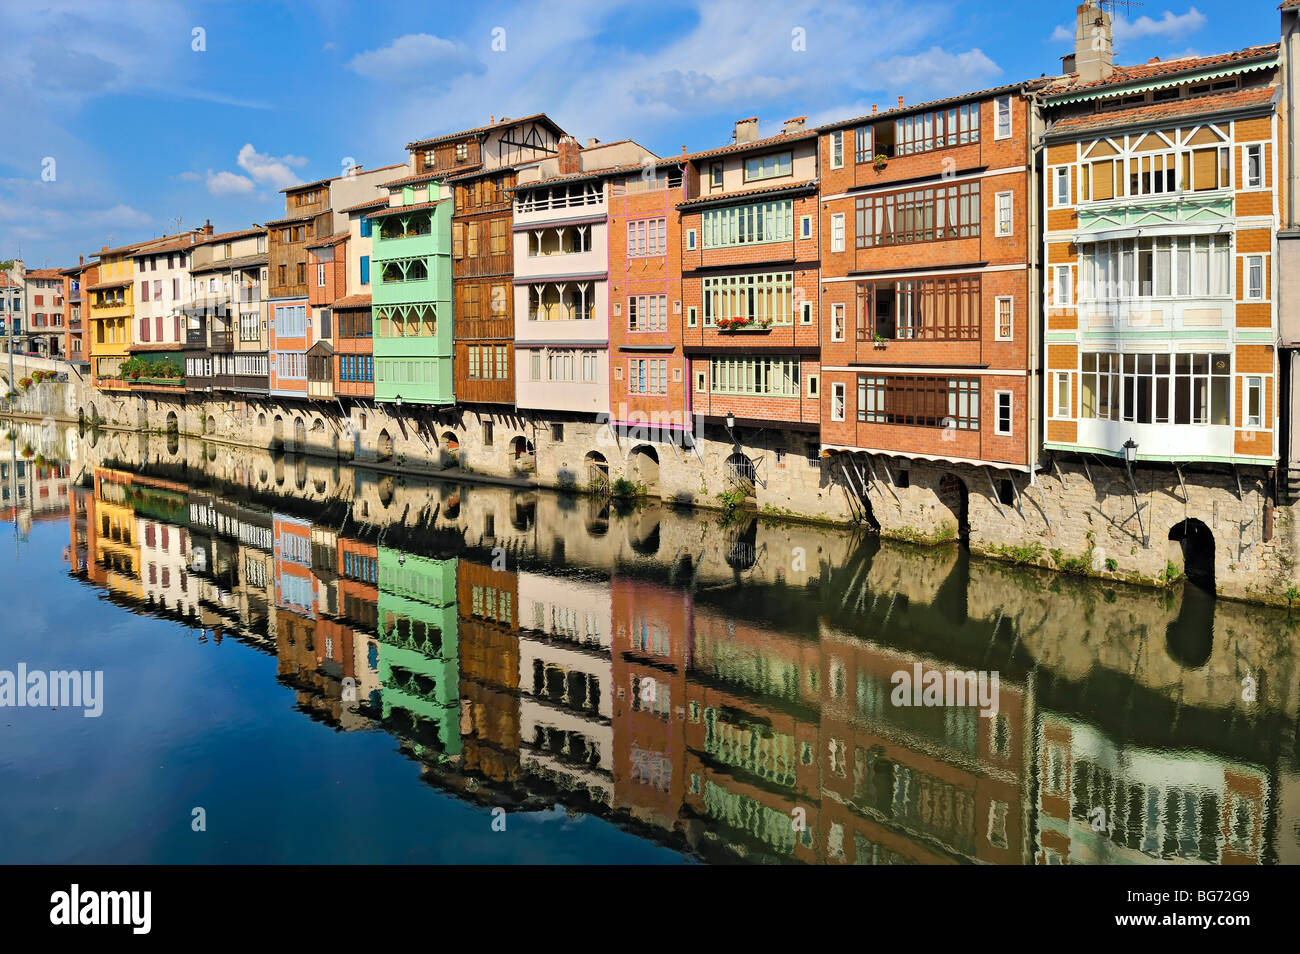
205,171 -> 256,197
175,171 -> 202,183
235,144 -> 309,190
1050,24 -> 1072,43
346,33 -> 483,83
1115,8 -> 1207,43
868,47 -> 1002,97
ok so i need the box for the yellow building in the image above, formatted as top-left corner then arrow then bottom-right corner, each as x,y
93,468 -> 142,601
87,241 -> 144,389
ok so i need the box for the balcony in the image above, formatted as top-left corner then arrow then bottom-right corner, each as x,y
211,329 -> 234,352
1076,190 -> 1233,236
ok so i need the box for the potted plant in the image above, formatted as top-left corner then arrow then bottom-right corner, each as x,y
873,153 -> 888,171
18,377 -> 32,390
872,332 -> 887,349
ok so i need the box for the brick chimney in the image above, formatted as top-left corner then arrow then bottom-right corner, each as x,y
1073,0 -> 1114,83
733,117 -> 759,144
557,135 -> 581,175
782,116 -> 806,135
203,219 -> 214,236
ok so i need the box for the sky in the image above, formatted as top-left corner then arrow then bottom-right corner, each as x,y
0,0 -> 1286,266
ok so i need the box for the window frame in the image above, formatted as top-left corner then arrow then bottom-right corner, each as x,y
995,191 -> 1013,237
994,96 -> 1013,140
994,389 -> 1013,436
830,381 -> 846,421
995,296 -> 1013,341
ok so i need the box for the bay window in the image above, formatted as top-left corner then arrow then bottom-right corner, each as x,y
1080,351 -> 1230,425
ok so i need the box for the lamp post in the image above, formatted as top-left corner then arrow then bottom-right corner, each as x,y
725,411 -> 736,443
1121,438 -> 1148,547
395,394 -> 403,413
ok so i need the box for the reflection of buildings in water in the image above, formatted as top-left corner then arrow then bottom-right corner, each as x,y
65,482 -> 92,576
335,536 -> 381,715
457,559 -> 522,784
2,459 -> 69,521
516,570 -> 613,803
377,548 -> 461,759
1035,713 -> 1268,865
93,468 -> 142,601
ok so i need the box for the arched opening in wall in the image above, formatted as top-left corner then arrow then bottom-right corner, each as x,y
1165,584 -> 1215,669
165,411 -> 178,434
510,435 -> 534,460
726,451 -> 757,496
938,473 -> 970,546
584,450 -> 609,494
584,497 -> 610,535
511,494 -> 535,531
294,417 -> 307,453
377,429 -> 394,462
272,415 -> 285,451
257,413 -> 266,429
443,492 -> 461,521
295,455 -> 307,490
628,445 -> 660,493
377,475 -> 395,508
442,431 -> 459,451
628,514 -> 661,556
88,403 -> 99,426
205,415 -> 216,435
166,429 -> 179,455
204,442 -> 217,462
274,455 -> 285,486
1169,518 -> 1216,595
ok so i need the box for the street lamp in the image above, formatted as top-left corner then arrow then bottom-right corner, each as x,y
395,394 -> 403,411
724,411 -> 737,444
1121,438 -> 1147,547
1122,438 -> 1138,466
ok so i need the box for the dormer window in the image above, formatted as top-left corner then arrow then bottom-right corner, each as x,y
744,152 -> 792,182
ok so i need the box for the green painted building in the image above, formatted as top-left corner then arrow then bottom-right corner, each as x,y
369,185 -> 454,405
376,547 -> 461,759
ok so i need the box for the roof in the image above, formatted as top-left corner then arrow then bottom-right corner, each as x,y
1045,44 -> 1280,99
305,340 -> 334,357
131,235 -> 200,256
340,197 -> 389,214
681,128 -> 818,163
305,232 -> 349,250
85,278 -> 131,291
818,79 -> 1046,133
194,226 -> 263,246
405,112 -> 565,151
511,155 -> 685,191
364,199 -> 448,218
1047,84 -> 1279,136
332,293 -> 372,309
189,252 -> 267,274
0,273 -> 20,288
23,268 -> 63,279
265,212 -> 317,227
382,169 -> 446,188
677,179 -> 817,209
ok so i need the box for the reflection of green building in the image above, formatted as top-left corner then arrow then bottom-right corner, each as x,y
370,188 -> 454,405
377,548 -> 461,758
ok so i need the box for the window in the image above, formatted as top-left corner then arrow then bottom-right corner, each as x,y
695,370 -> 706,392
239,311 -> 259,342
708,357 -> 800,397
482,421 -> 494,445
855,125 -> 874,163
1080,235 -> 1230,300
629,358 -> 668,394
456,142 -> 468,161
995,297 -> 1013,341
709,163 -> 723,188
807,374 -> 818,397
1245,144 -> 1263,189
1245,255 -> 1265,301
831,302 -> 845,342
627,218 -> 667,256
275,303 -> 307,337
628,295 -> 667,331
702,272 -> 794,326
701,199 -> 792,248
743,151 -> 792,182
1054,266 -> 1072,307
830,212 -> 845,252
857,374 -> 980,429
800,301 -> 812,324
1080,351 -> 1230,425
1053,371 -> 1070,417
687,306 -> 697,327
1053,166 -> 1071,207
360,256 -> 370,285
995,391 -> 1012,435
855,181 -> 980,247
857,276 -> 980,341
800,215 -> 812,239
831,382 -> 846,421
359,218 -> 372,238
830,131 -> 844,169
686,229 -> 697,251
1245,375 -> 1264,428
995,192 -> 1012,236
317,264 -> 325,287
551,422 -> 564,442
995,96 -> 1012,139
891,103 -> 980,156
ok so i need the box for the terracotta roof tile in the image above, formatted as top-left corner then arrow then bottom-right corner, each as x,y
818,79 -> 1047,133
365,199 -> 449,218
1047,44 -> 1279,97
681,128 -> 818,163
305,232 -> 349,250
85,278 -> 131,291
195,226 -> 263,246
332,293 -> 372,309
677,179 -> 817,209
1049,84 -> 1278,135
265,212 -> 316,227
23,268 -> 64,279
340,197 -> 389,214
405,113 -> 564,150
382,169 -> 445,188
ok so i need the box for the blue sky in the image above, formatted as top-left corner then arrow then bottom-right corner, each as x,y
0,0 -> 1285,266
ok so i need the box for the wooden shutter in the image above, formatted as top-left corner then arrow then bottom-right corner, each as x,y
452,223 -> 464,258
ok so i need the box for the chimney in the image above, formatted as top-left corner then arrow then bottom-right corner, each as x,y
897,96 -> 903,108
1074,0 -> 1114,83
782,116 -> 806,135
872,104 -> 878,115
586,137 -> 601,147
203,219 -> 213,236
79,254 -> 84,265
557,135 -> 581,175
733,117 -> 759,144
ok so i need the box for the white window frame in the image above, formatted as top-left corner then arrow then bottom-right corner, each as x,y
800,215 -> 812,239
686,229 -> 697,251
1245,144 -> 1264,189
830,212 -> 845,252
1244,375 -> 1264,428
995,296 -> 1013,341
1054,265 -> 1072,307
807,374 -> 819,397
317,264 -> 325,287
994,390 -> 1013,435
687,306 -> 697,327
831,302 -> 846,342
995,191 -> 1013,237
994,96 -> 1012,140
1052,166 -> 1071,207
800,300 -> 813,324
830,131 -> 844,169
1245,255 -> 1265,301
831,382 -> 846,421
1053,371 -> 1070,418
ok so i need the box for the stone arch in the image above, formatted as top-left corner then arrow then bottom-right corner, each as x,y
510,435 -> 534,460
257,412 -> 267,428
726,450 -> 756,496
938,472 -> 970,545
205,414 -> 216,435
377,429 -> 394,462
584,450 -> 609,493
1169,518 -> 1215,594
627,444 -> 660,493
165,410 -> 179,433
272,415 -> 285,450
293,417 -> 307,452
